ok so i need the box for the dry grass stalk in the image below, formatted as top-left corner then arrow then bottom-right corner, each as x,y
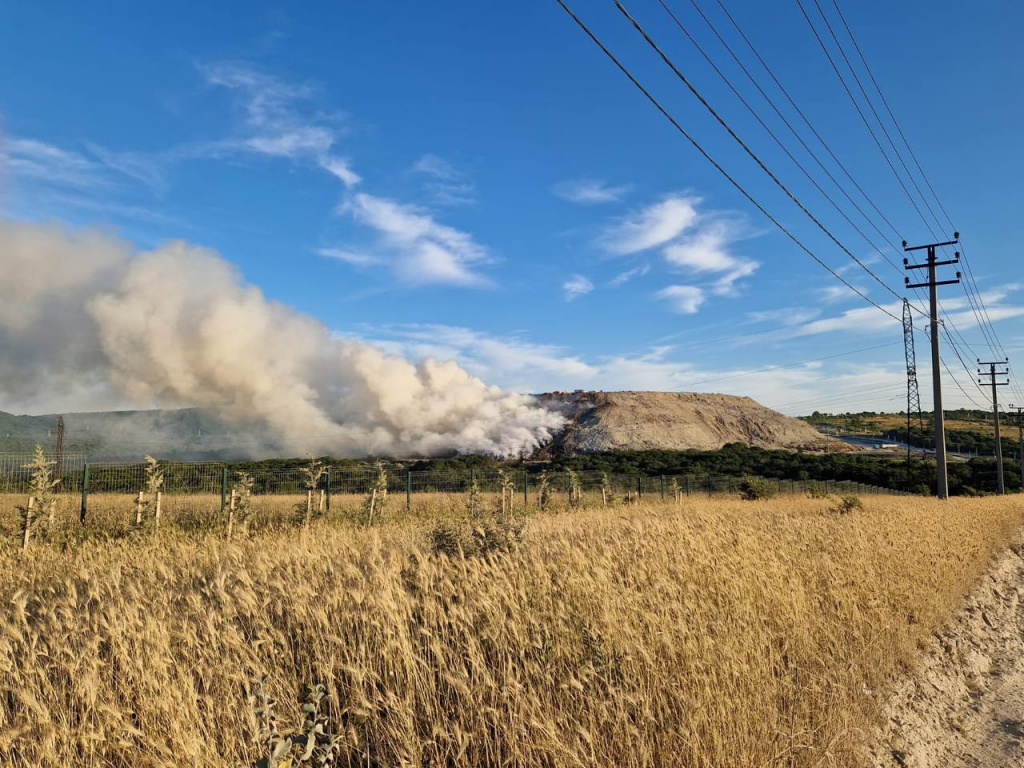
20,496 -> 34,550
20,445 -> 60,548
0,496 -> 1022,766
363,461 -> 388,526
567,468 -> 583,507
536,469 -> 551,511
0,496 -> 1021,766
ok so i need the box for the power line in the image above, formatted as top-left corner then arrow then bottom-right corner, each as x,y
810,0 -> 946,234
553,0 -> 900,322
795,0 -> 938,238
711,0 -> 904,242
696,0 -> 936,318
608,0 -> 905,321
806,0 -> 1024,402
652,0 -> 912,306
828,0 -> 954,229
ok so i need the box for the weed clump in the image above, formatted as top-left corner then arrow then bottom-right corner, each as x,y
831,495 -> 864,514
738,478 -> 777,501
250,677 -> 343,767
19,445 -> 60,548
429,516 -> 524,559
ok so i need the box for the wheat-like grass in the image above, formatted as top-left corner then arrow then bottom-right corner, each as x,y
0,496 -> 1020,766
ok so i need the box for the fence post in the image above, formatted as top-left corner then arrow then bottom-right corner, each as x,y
636,473 -> 642,500
406,469 -> 412,512
523,471 -> 529,506
79,463 -> 90,527
326,468 -> 332,512
221,466 -> 228,515
685,475 -> 691,496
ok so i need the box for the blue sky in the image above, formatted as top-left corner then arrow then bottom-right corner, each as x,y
2,0 -> 1023,415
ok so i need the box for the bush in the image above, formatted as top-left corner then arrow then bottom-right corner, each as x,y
738,478 -> 777,501
430,517 -> 524,559
831,495 -> 864,514
806,481 -> 829,499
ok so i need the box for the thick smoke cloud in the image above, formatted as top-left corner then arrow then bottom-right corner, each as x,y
0,221 -> 563,457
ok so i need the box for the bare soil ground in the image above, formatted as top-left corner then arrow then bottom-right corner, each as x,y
539,390 -> 827,454
871,536 -> 1024,767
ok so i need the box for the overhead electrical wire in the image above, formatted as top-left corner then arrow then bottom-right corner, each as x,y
824,0 -> 1024,402
650,0 -> 913,308
552,0 -> 901,322
611,0 -> 907,320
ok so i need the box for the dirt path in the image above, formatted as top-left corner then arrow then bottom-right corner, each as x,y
871,539 -> 1024,767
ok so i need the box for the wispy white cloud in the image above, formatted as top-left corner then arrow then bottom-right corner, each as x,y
657,285 -> 705,314
563,274 -> 594,301
198,60 -> 361,188
413,154 -> 458,180
341,192 -> 490,287
600,196 -> 699,255
553,178 -> 633,204
597,195 -> 759,310
316,247 -> 382,267
819,284 -> 862,303
84,144 -> 169,194
411,153 -> 475,206
2,139 -> 108,189
746,307 -> 822,326
608,263 -> 650,287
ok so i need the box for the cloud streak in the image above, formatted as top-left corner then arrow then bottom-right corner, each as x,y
563,274 -> 594,301
553,178 -> 633,204
341,193 -> 491,286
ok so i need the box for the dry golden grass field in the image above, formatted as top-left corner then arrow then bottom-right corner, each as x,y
0,494 -> 1022,767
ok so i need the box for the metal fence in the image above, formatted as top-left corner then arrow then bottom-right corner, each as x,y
0,452 -> 909,521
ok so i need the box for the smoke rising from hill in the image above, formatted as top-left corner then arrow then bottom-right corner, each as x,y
0,221 -> 563,457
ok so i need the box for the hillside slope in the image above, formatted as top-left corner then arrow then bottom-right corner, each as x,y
538,390 -> 825,455
1,390 -> 826,460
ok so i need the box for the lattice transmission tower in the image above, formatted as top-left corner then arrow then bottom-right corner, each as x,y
902,299 -> 925,470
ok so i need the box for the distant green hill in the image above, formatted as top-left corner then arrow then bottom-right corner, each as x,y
0,408 -> 274,461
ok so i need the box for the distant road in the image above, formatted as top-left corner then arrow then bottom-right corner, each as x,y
819,430 -> 975,461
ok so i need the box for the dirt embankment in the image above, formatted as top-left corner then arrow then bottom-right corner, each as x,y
871,537 -> 1024,767
538,390 -> 826,455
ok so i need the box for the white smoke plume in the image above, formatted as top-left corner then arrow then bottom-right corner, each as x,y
0,221 -> 564,457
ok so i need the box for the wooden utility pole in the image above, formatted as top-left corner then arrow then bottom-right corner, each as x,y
978,360 -> 1010,494
904,234 -> 961,499
1010,404 -> 1024,491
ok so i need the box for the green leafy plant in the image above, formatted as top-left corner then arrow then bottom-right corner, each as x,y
738,478 -> 777,501
498,468 -> 516,518
430,516 -> 524,559
805,480 -> 829,499
467,474 -> 488,520
250,677 -> 343,768
229,471 -> 255,539
301,456 -> 326,528
669,476 -> 682,505
536,470 -> 551,511
20,445 -> 60,548
832,495 -> 864,515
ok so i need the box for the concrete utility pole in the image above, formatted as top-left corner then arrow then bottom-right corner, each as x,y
1010,404 -> 1024,492
904,235 -> 962,500
978,360 -> 1010,494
